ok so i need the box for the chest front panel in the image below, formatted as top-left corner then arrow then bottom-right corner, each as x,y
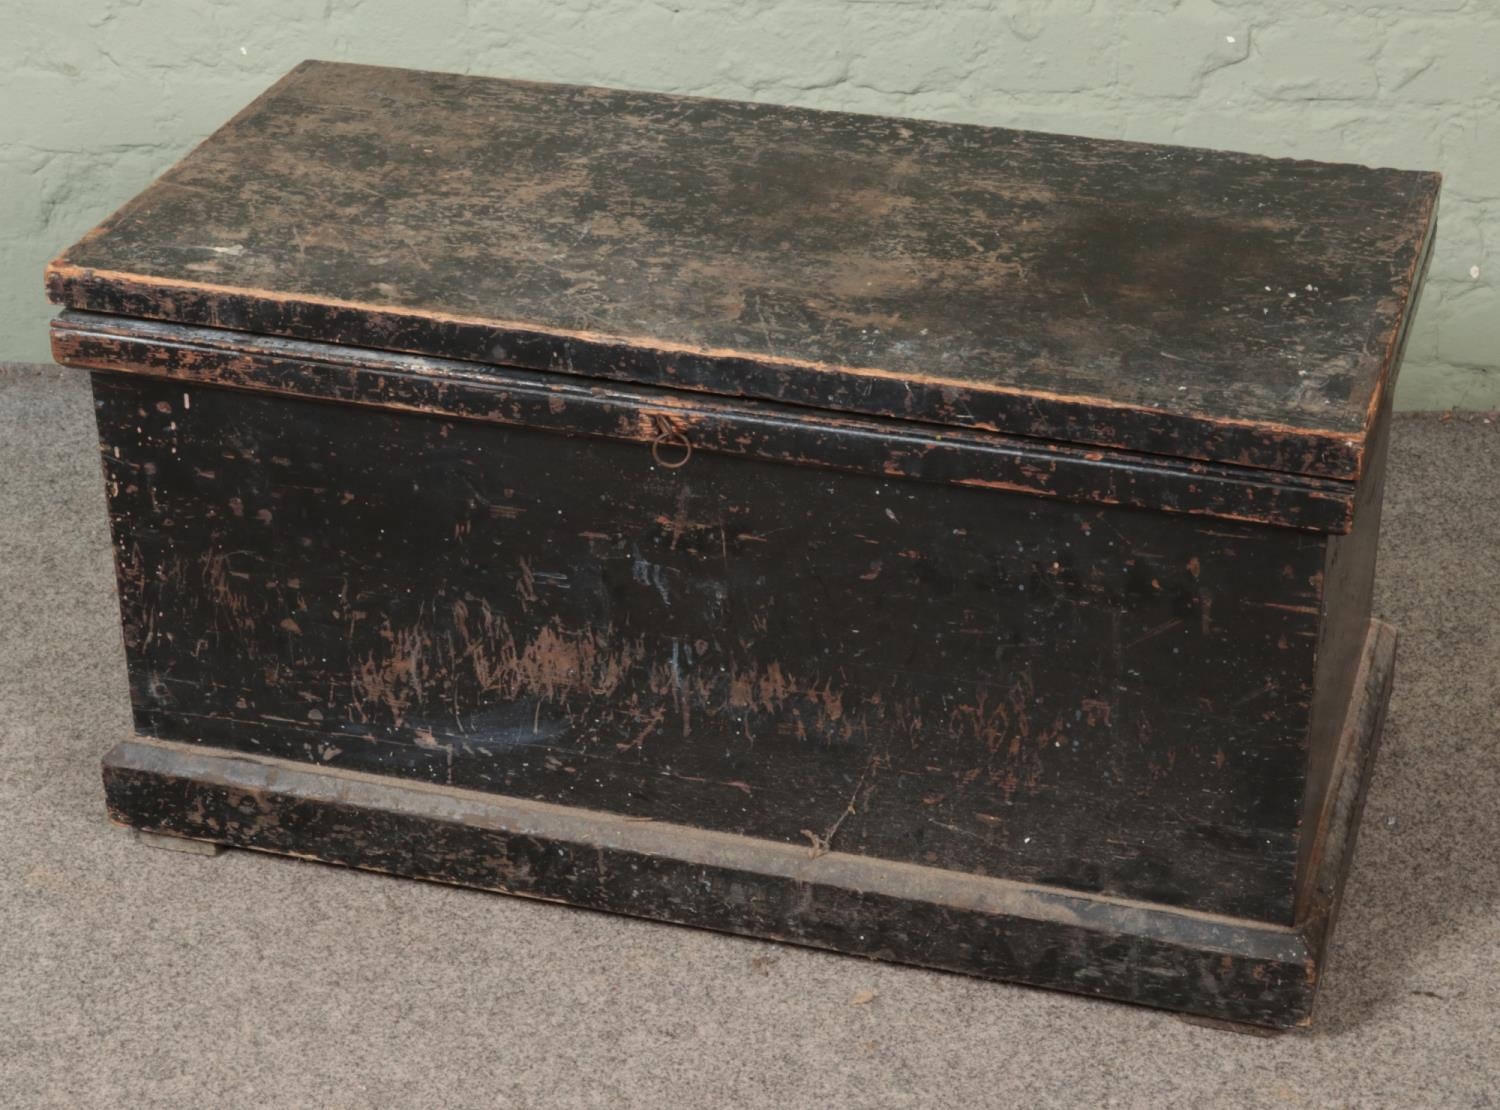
95,370 -> 1327,922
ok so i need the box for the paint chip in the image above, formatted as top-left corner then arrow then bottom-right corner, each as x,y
1471,265 -> 1482,280
1226,35 -> 1236,43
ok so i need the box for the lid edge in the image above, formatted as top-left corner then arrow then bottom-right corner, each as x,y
46,264 -> 1373,482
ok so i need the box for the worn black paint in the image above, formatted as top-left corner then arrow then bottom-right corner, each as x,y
47,61 -> 1433,1026
95,366 -> 1331,922
100,613 -> 1389,1031
55,312 -> 1359,532
47,61 -> 1439,479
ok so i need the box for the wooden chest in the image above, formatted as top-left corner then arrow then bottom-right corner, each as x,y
48,61 -> 1438,1027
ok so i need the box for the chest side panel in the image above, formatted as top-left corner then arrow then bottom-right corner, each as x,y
93,372 -> 1326,922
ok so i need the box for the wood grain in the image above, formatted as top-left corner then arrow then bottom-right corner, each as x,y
91,365 -> 1339,922
99,618 -> 1392,1030
47,60 -> 1439,479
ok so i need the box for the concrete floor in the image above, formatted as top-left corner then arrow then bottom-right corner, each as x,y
1,364 -> 1496,1109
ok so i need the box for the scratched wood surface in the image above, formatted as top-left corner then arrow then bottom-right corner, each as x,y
92,735 -> 1320,1028
54,312 -> 1360,533
92,367 -> 1342,922
48,60 -> 1439,480
97,620 -> 1394,1028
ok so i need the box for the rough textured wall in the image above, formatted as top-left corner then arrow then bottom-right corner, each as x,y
5,0 -> 1496,407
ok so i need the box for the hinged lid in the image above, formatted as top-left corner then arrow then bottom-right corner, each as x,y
47,61 -> 1438,481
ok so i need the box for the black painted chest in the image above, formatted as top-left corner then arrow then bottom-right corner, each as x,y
48,61 -> 1438,1027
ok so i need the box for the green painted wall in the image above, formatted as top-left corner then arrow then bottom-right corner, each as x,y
5,0 -> 1496,407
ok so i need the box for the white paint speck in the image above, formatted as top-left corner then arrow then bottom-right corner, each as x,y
1265,285 -> 1272,292
1226,35 -> 1236,44
182,393 -> 190,408
1288,291 -> 1297,298
240,46 -> 248,55
1472,265 -> 1482,280
1023,837 -> 1032,844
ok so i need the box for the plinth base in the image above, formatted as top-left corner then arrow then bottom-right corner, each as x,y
102,622 -> 1396,1028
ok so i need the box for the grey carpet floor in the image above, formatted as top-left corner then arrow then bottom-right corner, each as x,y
1,364 -> 1496,1109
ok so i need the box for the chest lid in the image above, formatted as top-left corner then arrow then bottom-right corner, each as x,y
47,61 -> 1437,481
